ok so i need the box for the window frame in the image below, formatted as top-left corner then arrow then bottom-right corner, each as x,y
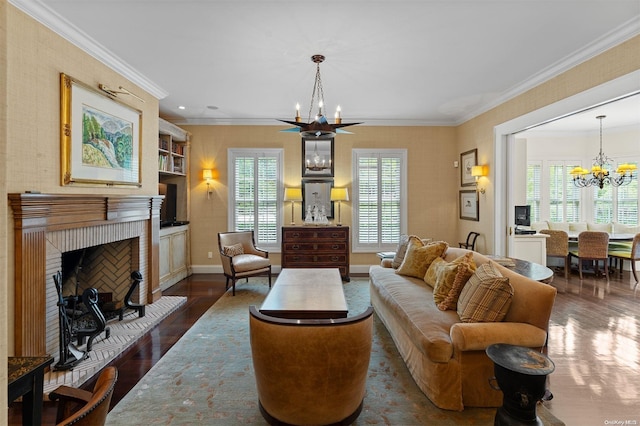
227,148 -> 284,251
351,148 -> 408,253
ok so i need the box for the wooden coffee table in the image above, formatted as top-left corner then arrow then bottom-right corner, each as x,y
259,268 -> 348,319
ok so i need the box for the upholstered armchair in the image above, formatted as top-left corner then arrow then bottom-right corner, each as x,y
49,366 -> 117,426
218,231 -> 271,295
249,306 -> 374,426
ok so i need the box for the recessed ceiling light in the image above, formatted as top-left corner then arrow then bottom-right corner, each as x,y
207,105 -> 219,110
178,105 -> 186,110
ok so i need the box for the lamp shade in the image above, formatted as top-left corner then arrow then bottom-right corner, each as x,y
283,187 -> 303,202
203,169 -> 213,181
330,187 -> 349,202
471,165 -> 487,177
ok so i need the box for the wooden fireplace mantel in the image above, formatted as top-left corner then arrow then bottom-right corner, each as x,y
9,193 -> 164,356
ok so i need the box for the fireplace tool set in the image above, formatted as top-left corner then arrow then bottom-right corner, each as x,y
52,264 -> 147,371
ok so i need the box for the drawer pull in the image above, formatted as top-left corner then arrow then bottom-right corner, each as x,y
313,255 -> 318,262
292,244 -> 300,250
331,232 -> 340,238
292,232 -> 300,238
331,244 -> 340,250
292,256 -> 300,261
313,244 -> 318,250
331,256 -> 340,261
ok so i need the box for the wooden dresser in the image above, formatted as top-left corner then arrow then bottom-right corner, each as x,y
281,226 -> 350,281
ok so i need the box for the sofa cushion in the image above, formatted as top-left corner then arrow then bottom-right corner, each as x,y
430,252 -> 476,303
396,239 -> 448,279
437,263 -> 473,311
613,222 -> 640,234
457,262 -> 513,323
570,222 -> 588,232
588,222 -> 612,232
223,243 -> 244,257
548,221 -> 570,232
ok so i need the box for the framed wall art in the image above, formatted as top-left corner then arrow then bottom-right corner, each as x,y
60,73 -> 142,187
302,179 -> 334,219
459,190 -> 479,221
460,148 -> 477,187
302,138 -> 334,178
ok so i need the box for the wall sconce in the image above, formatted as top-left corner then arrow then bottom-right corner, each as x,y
203,169 -> 213,199
471,165 -> 488,194
283,187 -> 303,225
330,187 -> 349,226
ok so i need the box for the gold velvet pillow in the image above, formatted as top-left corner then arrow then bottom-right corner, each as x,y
438,263 -> 472,311
431,252 -> 476,303
395,239 -> 449,279
424,257 -> 445,287
457,262 -> 513,323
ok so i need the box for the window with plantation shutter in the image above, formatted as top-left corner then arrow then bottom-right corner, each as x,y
526,162 -> 541,222
228,149 -> 283,250
352,149 -> 407,252
616,162 -> 638,225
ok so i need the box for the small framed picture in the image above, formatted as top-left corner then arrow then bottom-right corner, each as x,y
460,190 -> 479,221
302,179 -> 334,219
302,138 -> 334,177
460,149 -> 477,187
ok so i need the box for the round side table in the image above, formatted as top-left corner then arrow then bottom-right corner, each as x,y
486,343 -> 555,426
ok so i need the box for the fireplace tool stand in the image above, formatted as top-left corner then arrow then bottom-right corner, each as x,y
53,271 -> 87,371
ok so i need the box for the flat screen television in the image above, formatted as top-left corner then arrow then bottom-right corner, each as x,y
159,183 -> 177,227
515,205 -> 531,227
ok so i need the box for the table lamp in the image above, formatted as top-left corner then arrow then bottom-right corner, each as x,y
283,188 -> 303,225
330,187 -> 349,226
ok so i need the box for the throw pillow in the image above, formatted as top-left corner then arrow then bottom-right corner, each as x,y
431,252 -> 476,303
391,234 -> 412,269
438,263 -> 472,311
424,257 -> 445,287
395,240 -> 449,279
223,243 -> 244,257
457,262 -> 513,322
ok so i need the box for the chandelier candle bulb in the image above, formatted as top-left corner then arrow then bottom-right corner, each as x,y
295,103 -> 301,122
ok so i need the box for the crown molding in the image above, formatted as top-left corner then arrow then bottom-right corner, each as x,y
457,15 -> 640,125
9,0 -> 169,100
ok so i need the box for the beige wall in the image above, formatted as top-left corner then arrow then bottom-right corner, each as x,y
4,5 -> 160,355
457,35 -> 640,254
1,0 -> 8,422
185,124 -> 459,269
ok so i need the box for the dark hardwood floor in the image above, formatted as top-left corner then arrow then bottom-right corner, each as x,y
8,268 -> 640,425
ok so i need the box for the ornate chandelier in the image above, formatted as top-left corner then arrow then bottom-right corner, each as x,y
279,55 -> 361,139
570,115 -> 636,189
305,142 -> 331,171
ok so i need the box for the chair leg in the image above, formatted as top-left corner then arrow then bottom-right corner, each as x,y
632,260 -> 638,284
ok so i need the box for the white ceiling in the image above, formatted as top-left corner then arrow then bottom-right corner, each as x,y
17,0 -> 640,129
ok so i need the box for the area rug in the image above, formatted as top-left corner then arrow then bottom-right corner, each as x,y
106,279 -> 563,425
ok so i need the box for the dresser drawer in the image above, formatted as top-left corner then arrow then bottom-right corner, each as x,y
283,254 -> 348,265
282,242 -> 347,252
283,228 -> 348,241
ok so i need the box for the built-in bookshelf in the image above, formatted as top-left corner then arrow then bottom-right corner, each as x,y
158,129 -> 187,176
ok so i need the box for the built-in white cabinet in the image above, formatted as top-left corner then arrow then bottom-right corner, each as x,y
512,234 -> 549,265
159,224 -> 191,290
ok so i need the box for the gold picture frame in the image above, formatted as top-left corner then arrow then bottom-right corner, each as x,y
60,73 -> 142,186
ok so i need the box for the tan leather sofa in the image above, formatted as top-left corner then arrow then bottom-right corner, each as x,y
369,247 -> 557,411
249,305 -> 374,425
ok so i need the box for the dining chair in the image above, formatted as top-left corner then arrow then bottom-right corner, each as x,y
569,231 -> 609,284
218,231 -> 271,296
459,232 -> 480,251
608,232 -> 640,291
540,229 -> 570,281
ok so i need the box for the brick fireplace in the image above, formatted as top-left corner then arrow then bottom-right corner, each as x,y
9,194 -> 163,357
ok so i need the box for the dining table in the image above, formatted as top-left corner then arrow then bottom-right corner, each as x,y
567,232 -> 634,241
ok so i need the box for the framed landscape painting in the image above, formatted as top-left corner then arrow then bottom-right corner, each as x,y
60,73 -> 142,186
460,149 -> 477,187
459,190 -> 479,221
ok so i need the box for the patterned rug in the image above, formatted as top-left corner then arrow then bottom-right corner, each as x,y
106,279 -> 563,425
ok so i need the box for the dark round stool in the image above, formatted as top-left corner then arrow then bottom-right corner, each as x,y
486,343 -> 555,426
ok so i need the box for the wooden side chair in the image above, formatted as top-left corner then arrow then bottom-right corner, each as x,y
608,232 -> 640,291
49,366 -> 117,426
218,231 -> 271,295
459,232 -> 480,251
569,231 -> 609,284
540,229 -> 570,280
